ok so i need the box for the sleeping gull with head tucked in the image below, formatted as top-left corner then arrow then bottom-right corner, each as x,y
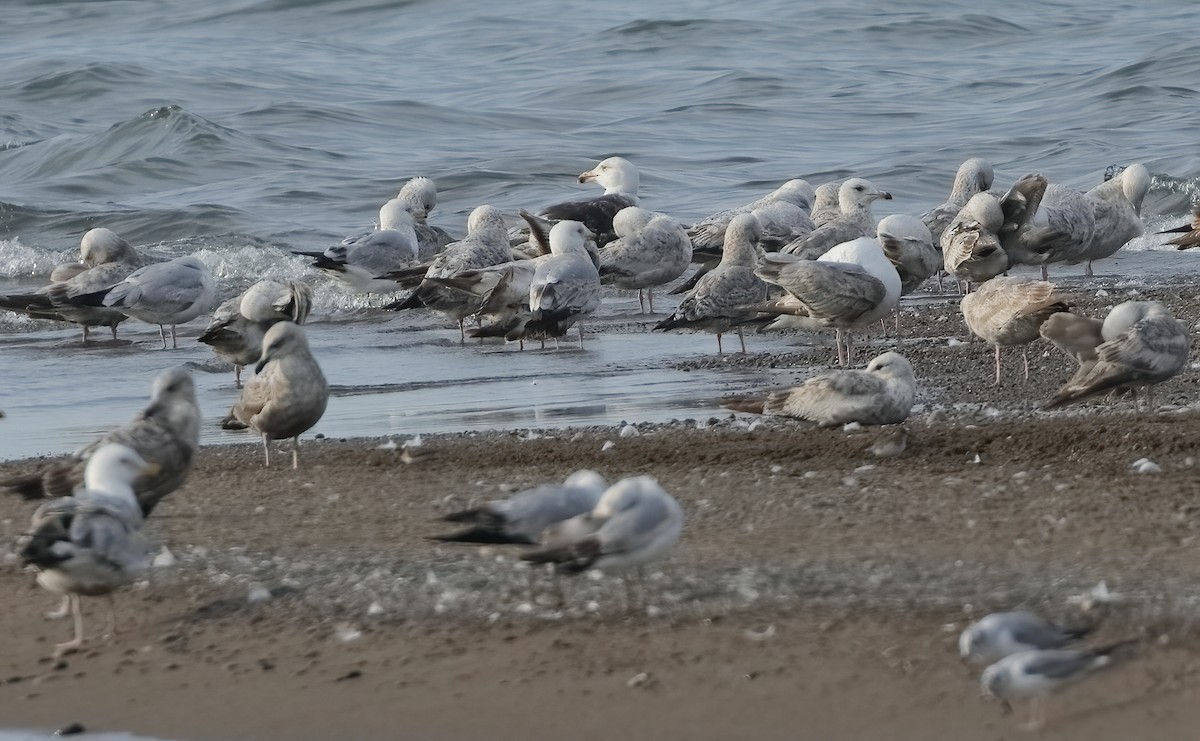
960,275 -> 1072,385
598,206 -> 692,313
780,178 -> 891,259
1,366 -> 200,518
654,213 -> 768,354
229,322 -> 329,469
20,443 -> 159,657
432,470 -> 608,545
723,351 -> 915,426
199,279 -> 313,386
960,611 -> 1096,665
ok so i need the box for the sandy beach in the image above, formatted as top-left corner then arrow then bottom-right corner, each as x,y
5,253 -> 1200,739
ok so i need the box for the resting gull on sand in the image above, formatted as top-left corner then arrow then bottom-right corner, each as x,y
960,611 -> 1097,665
198,279 -> 313,386
228,322 -> 329,469
0,228 -> 149,343
960,276 -> 1072,385
298,200 -> 420,293
654,213 -> 768,354
920,158 -> 995,244
20,443 -> 159,657
598,206 -> 692,313
1043,300 -> 1189,411
1076,163 -> 1150,275
1,367 -> 200,518
780,178 -> 891,259
432,470 -> 608,545
723,351 -> 915,426
981,643 -> 1133,731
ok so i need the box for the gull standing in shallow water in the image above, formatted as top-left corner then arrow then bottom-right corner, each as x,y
1043,300 -> 1189,411
654,213 -> 768,354
687,179 -> 815,255
723,351 -> 915,426
520,476 -> 684,607
92,255 -> 216,349
1,367 -> 201,518
518,220 -> 602,347
432,470 -> 608,545
960,611 -> 1096,664
229,322 -> 329,469
395,176 -> 453,260
298,199 -> 420,293
199,279 -> 313,386
20,444 -> 159,657
534,156 -> 640,246
1077,163 -> 1150,276
598,206 -> 692,313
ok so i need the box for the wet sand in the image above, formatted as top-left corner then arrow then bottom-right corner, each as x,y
5,251 -> 1200,739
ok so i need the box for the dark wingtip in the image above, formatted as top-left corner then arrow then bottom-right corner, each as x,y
382,291 -> 423,312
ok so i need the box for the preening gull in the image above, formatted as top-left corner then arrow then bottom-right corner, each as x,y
87,255 -> 216,349
1039,312 -> 1104,366
518,220 -> 603,347
0,228 -> 148,343
1077,163 -> 1150,275
755,227 -> 901,366
1000,174 -> 1096,279
960,611 -> 1096,664
1,367 -> 201,517
298,200 -> 420,293
385,204 -> 512,339
229,322 -> 329,469
960,276 -> 1071,385
199,279 -> 313,386
654,213 -> 768,354
981,643 -> 1133,731
809,181 -> 844,227
395,177 -> 454,260
536,156 -> 640,245
598,206 -> 692,313
442,258 -> 542,343
876,214 -> 937,334
687,179 -> 815,255
520,476 -> 684,601
723,351 -> 915,426
1043,300 -> 1189,411
432,470 -> 608,545
920,158 -> 994,244
20,443 -> 158,657
941,192 -> 1009,291
780,178 -> 891,259
1160,203 -> 1200,250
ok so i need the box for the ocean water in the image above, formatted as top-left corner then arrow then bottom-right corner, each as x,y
3,0 -> 1200,461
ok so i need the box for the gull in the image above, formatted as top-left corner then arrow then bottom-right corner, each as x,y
517,220 -> 602,347
534,156 -> 640,246
755,228 -> 901,366
385,204 -> 512,339
298,199 -> 420,293
654,213 -> 768,354
809,181 -> 844,228
229,322 -> 329,469
780,178 -> 892,259
89,255 -> 216,349
1039,312 -> 1104,367
199,279 -> 313,386
394,177 -> 453,260
941,194 -> 1009,291
0,228 -> 149,343
520,476 -> 684,607
1077,163 -> 1150,276
1000,173 -> 1097,279
598,206 -> 692,313
960,611 -> 1096,664
1159,202 -> 1200,250
876,214 -> 937,334
960,276 -> 1072,385
687,179 -> 815,255
1044,300 -> 1189,411
981,643 -> 1134,731
722,351 -> 915,426
432,470 -> 608,544
1,367 -> 201,517
920,158 -> 994,244
20,444 -> 159,657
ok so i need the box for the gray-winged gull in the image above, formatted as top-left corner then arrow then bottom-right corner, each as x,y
654,213 -> 768,354
395,177 -> 454,260
432,470 -> 608,544
920,158 -> 995,244
517,220 -> 602,347
960,275 -> 1071,385
1001,173 -> 1096,279
88,255 -> 216,349
687,179 -> 815,255
723,351 -> 915,426
780,178 -> 891,259
960,611 -> 1096,664
199,279 -> 313,386
1077,163 -> 1150,275
598,206 -> 692,313
299,200 -> 420,293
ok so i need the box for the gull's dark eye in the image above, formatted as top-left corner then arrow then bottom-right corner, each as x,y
855,185 -> 864,191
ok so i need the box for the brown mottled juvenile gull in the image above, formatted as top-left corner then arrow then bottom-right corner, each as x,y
199,279 -> 313,386
598,206 -> 692,313
687,179 -> 815,255
1,367 -> 200,517
960,276 -> 1071,385
1039,312 -> 1104,366
1077,163 -> 1150,275
20,443 -> 160,657
780,178 -> 892,259
941,193 -> 1009,291
920,158 -> 995,244
1044,300 -> 1189,411
654,213 -> 768,354
1000,174 -> 1096,279
1160,203 -> 1200,250
230,322 -> 329,469
723,351 -> 915,426
0,228 -> 148,343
